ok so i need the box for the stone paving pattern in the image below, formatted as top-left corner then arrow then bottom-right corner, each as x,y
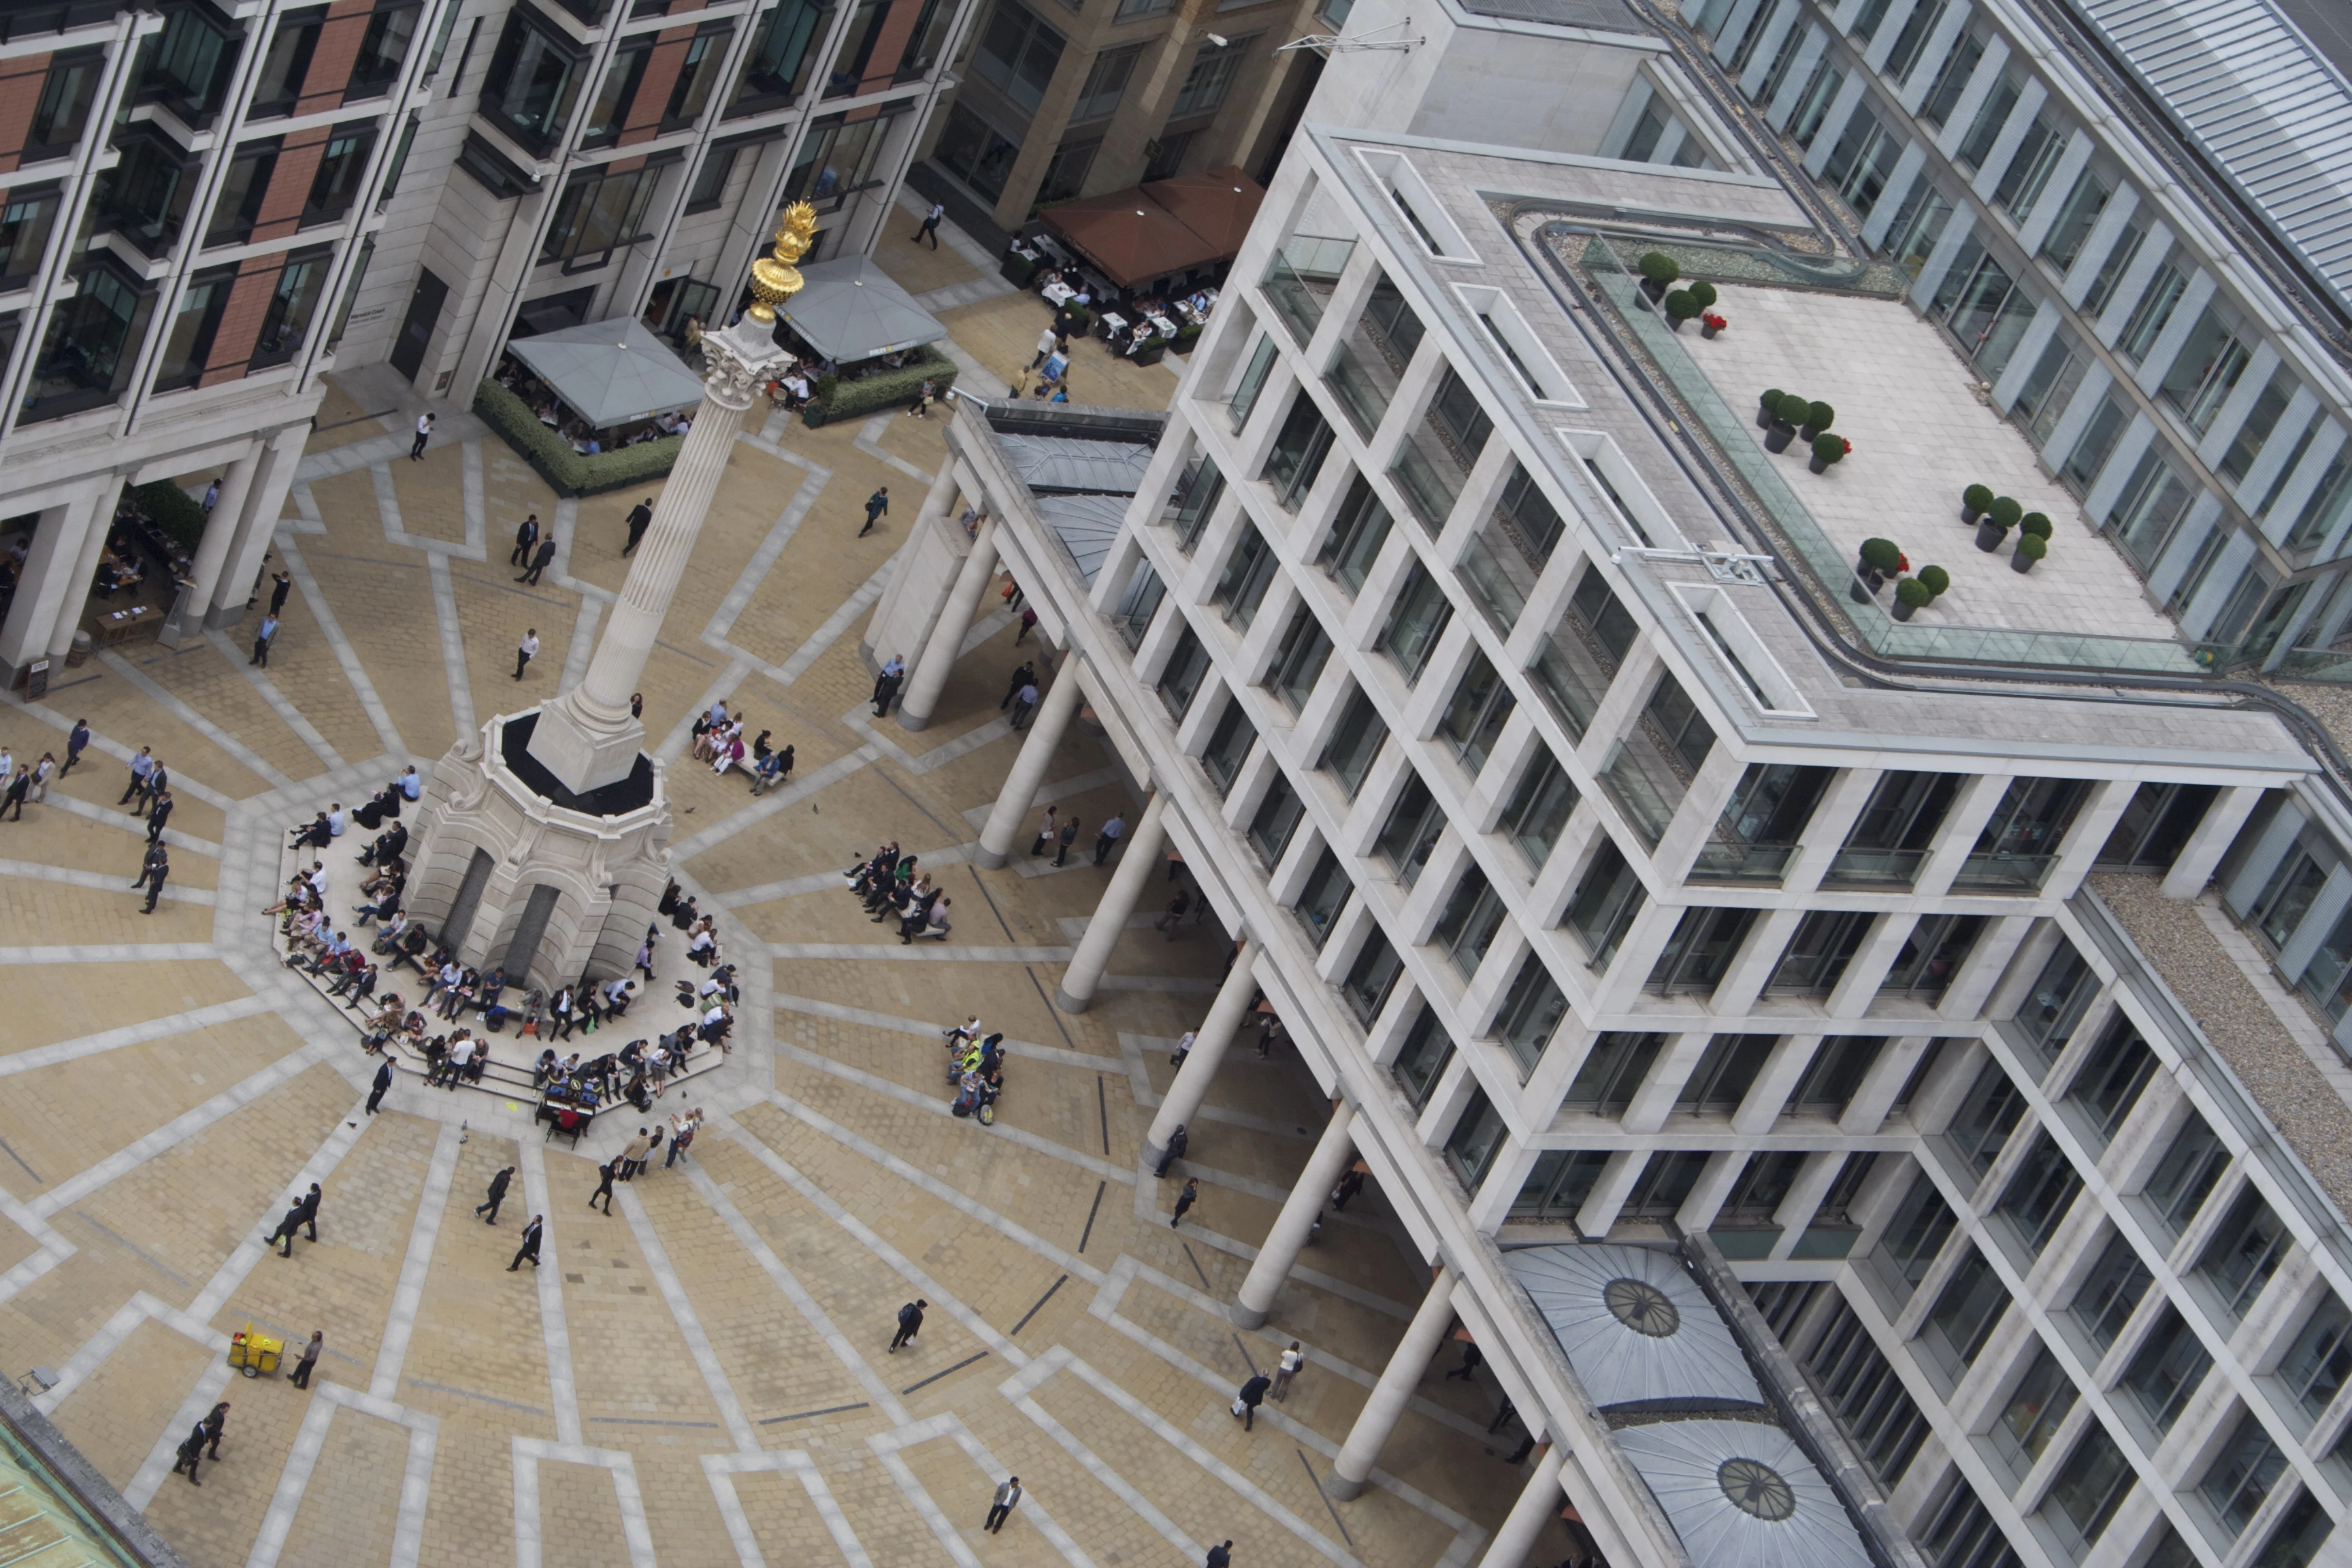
0,225 -> 1567,1567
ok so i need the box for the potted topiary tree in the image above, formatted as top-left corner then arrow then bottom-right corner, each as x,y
1799,401 -> 1835,442
1977,495 -> 2021,553
2012,532 -> 2047,573
1764,391 -> 1801,453
1961,484 -> 1993,525
1637,251 -> 1680,304
1893,576 -> 1933,621
1918,564 -> 1950,600
1852,536 -> 1903,602
1809,434 -> 1850,474
2019,511 -> 2053,542
1757,389 -> 1782,429
1688,281 -> 1718,313
1663,289 -> 1701,331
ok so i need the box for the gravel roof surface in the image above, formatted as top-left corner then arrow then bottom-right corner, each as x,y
2089,872 -> 2352,1219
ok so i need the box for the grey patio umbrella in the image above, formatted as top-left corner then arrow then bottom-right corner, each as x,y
504,316 -> 707,429
779,255 -> 947,361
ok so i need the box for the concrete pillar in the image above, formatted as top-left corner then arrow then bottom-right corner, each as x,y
204,427 -> 304,627
897,516 -> 999,732
46,492 -> 116,663
1056,791 -> 1168,1013
528,316 -> 787,792
1473,1446 -> 1566,1568
1232,1102 -> 1356,1328
0,487 -> 104,686
2162,783 -> 2266,900
161,447 -> 260,649
1328,1264 -> 1454,1500
1144,941 -> 1260,1162
976,659 -> 1087,868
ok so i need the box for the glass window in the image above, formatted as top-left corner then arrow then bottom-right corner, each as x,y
1115,562 -> 1163,648
2221,372 -> 2297,485
140,3 -> 241,126
1444,1088 -> 1507,1186
1375,564 -> 1452,683
894,0 -> 958,82
1200,700 -> 1256,796
972,0 -> 1066,113
100,135 -> 195,258
2282,1294 -> 2352,1419
1918,29 -> 1984,127
2122,1306 -> 2211,1433
2257,851 -> 2328,952
1211,525 -> 1278,629
1955,69 -> 2021,171
2041,1422 -> 2132,1552
150,264 -> 233,390
1565,839 -> 1644,967
2249,1492 -> 2332,1568
2159,305 -> 2253,434
2012,329 -> 2088,450
1786,1035 -> 1882,1117
1993,1345 -> 2078,1473
1173,37 -> 1242,115
1247,777 -> 1303,866
1679,1033 -> 1773,1114
931,103 -> 1018,201
1806,1301 -> 1929,1484
1436,654 -> 1515,776
2068,1017 -> 2157,1142
22,263 -> 157,423
1949,1059 -> 2025,1175
1155,626 -> 1210,719
27,47 -> 103,156
1882,176 -> 1953,278
302,125 -> 376,226
1881,914 -> 1985,1001
665,28 -> 732,123
1071,44 -> 1138,121
2074,1230 -> 2152,1350
824,0 -> 890,97
2061,393 -> 2129,493
2106,447 -> 2196,571
1298,846 -> 1354,945
1883,0 -> 1948,80
1341,930 -> 1402,1022
1318,476 -> 1392,593
2080,216 -> 2146,318
1170,454 -> 1227,553
481,13 -> 587,153
1268,606 -> 1332,712
1965,777 -> 2088,887
1767,911 -> 1874,996
1646,906 -> 1757,996
1392,1007 -> 1455,1107
2198,1188 -> 2291,1320
202,141 -> 277,248
1318,689 -> 1385,798
1262,392 -> 1334,510
1829,771 -> 1959,887
1513,1149 -> 1610,1222
1493,955 -> 1568,1074
2203,1414 -> 2288,1541
1921,1243 -> 2008,1371
2012,938 -> 2097,1061
2038,169 -> 2111,273
1699,764 -> 1829,883
1877,1169 -> 1956,1292
1433,868 -> 1508,979
540,165 -> 662,267
1992,114 -> 2063,219
1500,752 -> 1577,869
250,246 -> 331,369
1622,1150 -> 1710,1216
1373,774 -> 1444,886
731,0 -> 828,113
350,1 -> 421,94
1995,1132 -> 2082,1253
0,183 -> 60,287
2117,254 -> 2189,363
2286,445 -> 2352,554
685,144 -> 740,212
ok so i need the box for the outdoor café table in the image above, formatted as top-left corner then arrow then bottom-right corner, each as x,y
1041,281 -> 1075,307
1098,311 -> 1128,338
1149,313 -> 1179,336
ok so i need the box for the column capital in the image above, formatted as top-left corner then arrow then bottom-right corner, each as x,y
698,318 -> 791,412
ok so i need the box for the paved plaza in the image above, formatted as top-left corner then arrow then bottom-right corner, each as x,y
0,229 -> 1557,1567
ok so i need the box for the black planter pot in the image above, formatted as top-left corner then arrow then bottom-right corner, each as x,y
1640,278 -> 1667,304
1756,405 -> 1775,429
1892,599 -> 1917,622
1848,566 -> 1884,604
1799,423 -> 1823,443
1701,323 -> 1719,339
2012,549 -> 2038,573
1666,315 -> 1684,332
1961,503 -> 1982,523
1809,455 -> 1829,474
1976,520 -> 2009,553
1764,423 -> 1795,453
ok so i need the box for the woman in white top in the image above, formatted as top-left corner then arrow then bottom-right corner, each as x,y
1271,1342 -> 1305,1401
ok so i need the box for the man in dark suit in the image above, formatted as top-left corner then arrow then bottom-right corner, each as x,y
623,499 -> 654,555
476,1166 -> 514,1224
366,1058 -> 393,1115
274,1183 -> 321,1256
517,536 -> 556,585
508,1214 -> 544,1271
510,513 -> 538,566
146,789 -> 172,843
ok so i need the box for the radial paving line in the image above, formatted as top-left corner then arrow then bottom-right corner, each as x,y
461,437 -> 487,556
772,564 -> 896,685
244,1382 -> 438,1568
517,1144 -> 582,1445
0,857 -> 214,905
35,783 -> 223,854
841,704 -> 1015,777
615,1183 -> 759,1450
670,742 -> 882,858
999,1347 -> 1206,1566
702,454 -> 828,650
425,552 -> 475,740
0,994 -> 275,1078
272,534 -> 406,757
370,1123 -> 464,1399
95,650 -> 298,791
773,991 -> 1110,1070
200,629 -> 346,771
703,1448 -> 873,1568
0,942 -> 218,964
512,1437 -> 656,1568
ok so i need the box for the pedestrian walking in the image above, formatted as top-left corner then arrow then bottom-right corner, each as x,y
1231,1373 -> 1270,1431
1009,679 -> 1039,730
135,844 -> 169,913
1016,606 -> 1037,643
1029,805 -> 1058,856
623,497 -> 653,555
1206,1543 -> 1233,1568
860,487 -> 888,538
146,789 -> 172,842
202,1401 -> 230,1458
1054,816 -> 1080,866
1,766 -> 29,821
270,570 -> 293,615
1000,662 -> 1035,710
1094,812 -> 1126,866
172,1422 -> 206,1486
477,1166 -> 514,1224
1154,1124 -> 1187,1179
1444,1344 -> 1482,1383
1030,326 -> 1058,370
589,1160 -> 616,1214
514,628 -> 539,681
202,476 -> 220,514
1156,891 -> 1189,936
889,1298 -> 926,1352
268,1185 -> 312,1258
620,1128 -> 653,1180
28,753 -> 52,804
510,513 -> 539,566
291,1331 -> 323,1390
1171,1177 -> 1199,1228
116,745 -> 152,804
61,719 -> 88,777
1330,1169 -> 1365,1211
1171,1030 -> 1194,1068
508,1214 -> 544,1270
913,201 -> 945,248
366,1058 -> 393,1114
518,536 -> 556,585
872,654 -> 904,717
251,612 -> 278,666
1271,1343 -> 1304,1401
410,411 -> 434,459
984,1476 -> 1021,1533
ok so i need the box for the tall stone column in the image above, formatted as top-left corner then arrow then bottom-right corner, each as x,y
1232,1102 -> 1356,1328
47,492 -> 116,663
529,314 -> 789,792
161,448 -> 258,649
1056,792 -> 1168,1013
896,517 -> 999,732
976,659 -> 1087,868
204,426 -> 306,627
1327,1264 -> 1455,1500
1474,1446 -> 1565,1568
0,485 -> 103,685
1143,940 -> 1258,1162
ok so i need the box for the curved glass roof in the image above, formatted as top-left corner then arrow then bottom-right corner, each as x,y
1505,1243 -> 1762,1409
1613,1420 -> 1874,1568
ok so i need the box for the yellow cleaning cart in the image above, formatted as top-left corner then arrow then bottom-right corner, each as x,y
227,1325 -> 282,1378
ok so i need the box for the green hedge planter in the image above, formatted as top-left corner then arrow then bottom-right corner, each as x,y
474,380 -> 685,498
124,480 -> 207,553
798,345 -> 959,429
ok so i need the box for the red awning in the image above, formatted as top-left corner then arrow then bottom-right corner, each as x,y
1141,167 -> 1265,259
1039,192 -> 1220,289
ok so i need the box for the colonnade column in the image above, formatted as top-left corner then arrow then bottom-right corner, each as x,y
1143,941 -> 1258,1162
0,487 -> 103,687
1472,1446 -> 1566,1568
46,493 -> 116,664
1232,1102 -> 1356,1328
161,446 -> 260,648
975,657 -> 1086,868
1326,1264 -> 1455,1500
204,426 -> 305,627
1056,791 -> 1167,1013
896,516 -> 998,732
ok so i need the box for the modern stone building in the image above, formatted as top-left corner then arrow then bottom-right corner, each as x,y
0,0 -> 979,690
861,0 -> 2352,1564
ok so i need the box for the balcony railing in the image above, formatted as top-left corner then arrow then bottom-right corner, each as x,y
1457,532 -> 1529,632
1389,440 -> 1458,532
1261,238 -> 1352,346
1823,846 -> 1929,886
1528,641 -> 1603,740
1953,851 -> 2057,891
1599,740 -> 1683,846
1690,839 -> 1797,882
1326,342 -> 1390,436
